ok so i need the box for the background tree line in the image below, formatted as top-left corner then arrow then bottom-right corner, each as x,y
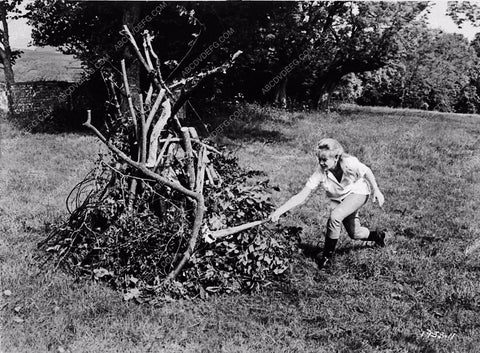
4,1 -> 480,117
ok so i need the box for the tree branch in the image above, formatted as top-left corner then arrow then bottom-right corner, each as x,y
83,110 -> 206,283
170,51 -> 242,120
83,110 -> 198,199
121,59 -> 138,140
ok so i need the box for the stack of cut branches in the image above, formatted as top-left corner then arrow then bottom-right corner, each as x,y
79,27 -> 241,282
40,26 -> 300,299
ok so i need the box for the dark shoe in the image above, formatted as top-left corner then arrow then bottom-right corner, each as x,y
367,229 -> 386,247
315,237 -> 338,270
315,254 -> 333,270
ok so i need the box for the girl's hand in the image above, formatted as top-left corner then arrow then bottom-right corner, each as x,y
268,210 -> 283,222
372,190 -> 385,207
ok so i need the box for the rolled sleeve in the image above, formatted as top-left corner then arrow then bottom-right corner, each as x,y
345,156 -> 370,177
305,169 -> 325,190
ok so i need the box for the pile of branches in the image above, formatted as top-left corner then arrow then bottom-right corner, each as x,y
39,27 -> 301,300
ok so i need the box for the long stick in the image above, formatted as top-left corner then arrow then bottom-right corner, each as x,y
106,75 -> 123,119
204,219 -> 268,243
142,32 -> 154,71
123,25 -> 152,77
181,127 -> 196,190
145,89 -> 166,132
154,133 -> 173,171
195,146 -> 207,192
121,59 -> 138,140
155,137 -> 221,154
146,99 -> 171,167
139,93 -> 147,164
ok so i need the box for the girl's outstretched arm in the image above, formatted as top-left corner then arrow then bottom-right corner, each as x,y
268,186 -> 313,222
364,168 -> 385,207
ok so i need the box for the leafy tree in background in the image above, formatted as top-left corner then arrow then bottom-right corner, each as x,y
185,1 -> 428,108
471,32 -> 480,57
306,1 -> 427,108
358,21 -> 480,113
447,1 -> 480,27
26,1 -> 429,109
27,1 -> 480,113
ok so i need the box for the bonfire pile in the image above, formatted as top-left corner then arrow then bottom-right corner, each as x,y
39,27 -> 301,300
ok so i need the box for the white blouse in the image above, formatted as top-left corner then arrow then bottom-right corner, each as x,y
305,155 -> 371,202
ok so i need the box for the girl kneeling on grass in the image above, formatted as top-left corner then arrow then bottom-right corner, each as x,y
268,138 -> 386,270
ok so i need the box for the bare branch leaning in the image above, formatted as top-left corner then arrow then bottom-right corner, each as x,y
78,26 -> 241,285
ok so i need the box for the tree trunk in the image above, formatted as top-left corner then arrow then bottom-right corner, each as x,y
274,76 -> 288,108
316,58 -> 388,110
122,4 -> 142,94
122,3 -> 143,202
0,2 -> 15,117
317,75 -> 340,110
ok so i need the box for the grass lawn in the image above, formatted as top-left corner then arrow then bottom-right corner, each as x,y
1,104 -> 479,352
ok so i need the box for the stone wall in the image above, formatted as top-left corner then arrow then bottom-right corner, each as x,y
0,78 -> 105,131
11,81 -> 74,114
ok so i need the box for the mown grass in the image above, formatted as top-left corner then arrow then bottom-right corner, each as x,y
1,104 -> 480,352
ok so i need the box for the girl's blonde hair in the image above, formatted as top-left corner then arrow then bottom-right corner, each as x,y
316,138 -> 344,158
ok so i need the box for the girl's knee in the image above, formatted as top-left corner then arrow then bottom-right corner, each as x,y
329,209 -> 344,224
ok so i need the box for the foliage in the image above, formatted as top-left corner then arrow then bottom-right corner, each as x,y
23,1 -> 480,112
187,153 -> 301,295
25,1 -> 427,108
446,2 -> 480,27
172,2 -> 428,106
357,22 -> 480,112
40,151 -> 301,300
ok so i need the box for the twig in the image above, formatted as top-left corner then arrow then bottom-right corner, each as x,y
181,127 -> 196,190
101,161 -> 157,183
169,51 -> 242,122
208,163 -> 222,184
106,74 -> 123,119
145,89 -> 166,132
145,30 -> 172,96
123,25 -> 152,78
162,142 -> 177,172
169,50 -> 242,92
205,166 -> 215,186
121,59 -> 138,139
156,137 -> 221,154
124,26 -> 182,134
139,93 -> 147,164
195,146 -> 207,193
142,31 -> 154,71
188,127 -> 199,140
146,99 -> 171,168
145,84 -> 154,107
154,133 -> 174,171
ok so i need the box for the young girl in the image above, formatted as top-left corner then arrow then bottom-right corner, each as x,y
268,138 -> 386,269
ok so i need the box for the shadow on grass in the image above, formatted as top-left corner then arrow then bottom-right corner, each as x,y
335,244 -> 369,256
298,242 -> 322,259
298,242 -> 368,259
203,103 -> 299,143
224,126 -> 291,143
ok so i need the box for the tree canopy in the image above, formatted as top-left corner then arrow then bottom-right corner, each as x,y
24,1 -> 480,112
